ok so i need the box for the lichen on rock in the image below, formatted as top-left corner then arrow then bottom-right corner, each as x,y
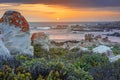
0,10 -> 29,32
31,32 -> 50,51
0,10 -> 33,56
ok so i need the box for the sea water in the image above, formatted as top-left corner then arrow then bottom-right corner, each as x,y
29,22 -> 120,43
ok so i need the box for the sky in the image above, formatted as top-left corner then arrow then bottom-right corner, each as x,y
0,0 -> 120,22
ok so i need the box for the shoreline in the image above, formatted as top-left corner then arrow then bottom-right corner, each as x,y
30,29 -> 120,43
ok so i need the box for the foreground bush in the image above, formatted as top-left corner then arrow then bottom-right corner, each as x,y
111,46 -> 120,55
34,45 -> 72,59
90,60 -> 120,80
23,58 -> 93,80
34,45 -> 48,58
74,54 -> 109,71
1,45 -> 119,80
0,57 -> 93,80
0,65 -> 32,80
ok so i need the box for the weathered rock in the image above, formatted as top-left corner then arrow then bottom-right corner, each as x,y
102,37 -> 109,42
95,35 -> 102,40
93,45 -> 114,57
0,37 -> 11,59
109,55 -> 120,62
82,34 -> 112,48
51,40 -> 80,49
85,34 -> 94,42
31,32 -> 50,51
0,10 -> 29,32
0,10 -> 33,55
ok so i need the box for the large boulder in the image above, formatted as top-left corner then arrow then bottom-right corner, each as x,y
0,10 -> 33,55
31,32 -> 50,51
93,45 -> 114,57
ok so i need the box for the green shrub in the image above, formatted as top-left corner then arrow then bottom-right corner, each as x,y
22,58 -> 93,80
74,54 -> 109,71
0,46 -> 112,80
66,49 -> 92,60
34,45 -> 72,59
49,48 -> 69,56
0,65 -> 32,80
34,45 -> 48,58
16,54 -> 32,61
111,46 -> 120,55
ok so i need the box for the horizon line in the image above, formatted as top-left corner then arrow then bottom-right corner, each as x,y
28,20 -> 120,23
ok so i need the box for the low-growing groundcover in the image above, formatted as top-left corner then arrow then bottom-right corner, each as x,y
0,45 -> 120,80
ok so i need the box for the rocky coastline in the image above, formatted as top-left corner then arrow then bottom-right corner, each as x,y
0,11 -> 120,80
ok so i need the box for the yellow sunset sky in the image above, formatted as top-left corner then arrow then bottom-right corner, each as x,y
0,3 -> 120,22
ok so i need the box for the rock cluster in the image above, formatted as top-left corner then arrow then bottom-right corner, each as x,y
84,34 -> 110,42
51,40 -> 79,50
0,10 -> 33,56
85,34 -> 94,42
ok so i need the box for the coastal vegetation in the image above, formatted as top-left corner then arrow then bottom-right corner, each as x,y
0,45 -> 120,80
0,10 -> 120,80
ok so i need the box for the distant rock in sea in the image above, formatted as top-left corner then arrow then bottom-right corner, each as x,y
107,32 -> 120,37
0,10 -> 33,55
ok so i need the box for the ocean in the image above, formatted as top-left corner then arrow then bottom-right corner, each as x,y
29,22 -> 109,27
29,22 -> 120,43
